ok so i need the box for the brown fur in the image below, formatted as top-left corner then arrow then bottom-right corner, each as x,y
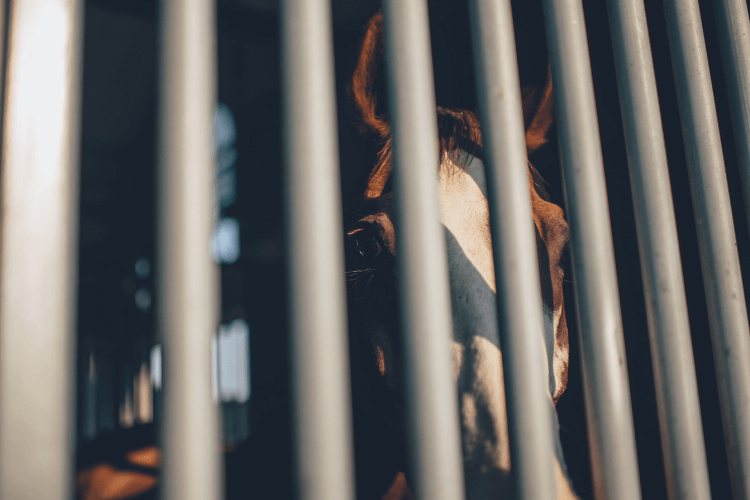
76,446 -> 158,500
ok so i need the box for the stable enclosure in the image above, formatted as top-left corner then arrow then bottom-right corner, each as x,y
1,0 -> 749,499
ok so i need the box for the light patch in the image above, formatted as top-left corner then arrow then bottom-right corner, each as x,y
452,342 -> 465,382
461,394 -> 479,450
375,345 -> 386,376
439,155 -> 496,294
544,305 -> 564,399
11,3 -> 72,184
543,305 -> 556,397
126,447 -> 160,468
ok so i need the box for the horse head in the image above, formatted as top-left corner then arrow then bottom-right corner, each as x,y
345,12 -> 576,499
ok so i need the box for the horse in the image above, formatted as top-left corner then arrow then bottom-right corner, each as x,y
343,11 -> 577,499
75,8 -> 578,500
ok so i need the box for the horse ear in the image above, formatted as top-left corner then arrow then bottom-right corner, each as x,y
522,65 -> 554,153
350,11 -> 390,139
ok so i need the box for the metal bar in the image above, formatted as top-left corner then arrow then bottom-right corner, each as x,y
157,0 -> 222,498
541,0 -> 642,498
468,0 -> 556,498
605,0 -> 712,498
714,0 -> 750,233
663,0 -> 750,497
380,1 -> 466,498
279,0 -> 355,498
0,0 -> 84,498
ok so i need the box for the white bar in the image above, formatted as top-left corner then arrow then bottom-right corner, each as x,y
279,0 -> 356,499
541,0 -> 642,498
468,0 -> 556,498
0,0 -> 84,498
605,0 -> 711,498
381,1 -> 466,498
663,0 -> 750,497
157,0 -> 222,498
715,0 -> 750,233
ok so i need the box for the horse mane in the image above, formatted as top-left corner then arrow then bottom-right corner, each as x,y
350,10 -> 555,200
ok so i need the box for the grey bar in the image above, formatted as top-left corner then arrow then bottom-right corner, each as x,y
715,0 -> 750,232
541,0 -> 642,498
157,0 -> 222,499
663,0 -> 750,497
279,0 -> 355,499
0,0 -> 84,499
380,1 -> 466,499
606,0 -> 711,498
468,0 -> 556,498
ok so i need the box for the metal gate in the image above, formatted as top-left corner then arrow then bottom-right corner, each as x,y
0,0 -> 749,499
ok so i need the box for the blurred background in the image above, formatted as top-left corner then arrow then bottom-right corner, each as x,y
74,1 -> 749,498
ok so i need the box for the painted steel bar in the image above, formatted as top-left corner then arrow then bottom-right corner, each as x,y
0,1 -> 83,499
280,0 -> 355,499
468,0 -> 556,498
157,0 -> 222,499
663,0 -> 750,497
715,0 -> 750,232
541,0 -> 642,498
606,0 -> 711,498
381,1 -> 466,498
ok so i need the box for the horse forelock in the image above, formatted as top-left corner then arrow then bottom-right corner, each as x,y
363,108 -> 549,199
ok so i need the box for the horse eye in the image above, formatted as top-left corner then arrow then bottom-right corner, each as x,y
356,238 -> 365,258
356,235 -> 382,260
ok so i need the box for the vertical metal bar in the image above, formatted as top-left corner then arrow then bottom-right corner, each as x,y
605,0 -> 712,498
0,0 -> 83,498
663,0 -> 750,497
380,1 -> 466,498
468,0 -> 556,498
279,0 -> 355,499
541,0 -> 642,498
157,0 -> 222,498
714,0 -> 750,232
